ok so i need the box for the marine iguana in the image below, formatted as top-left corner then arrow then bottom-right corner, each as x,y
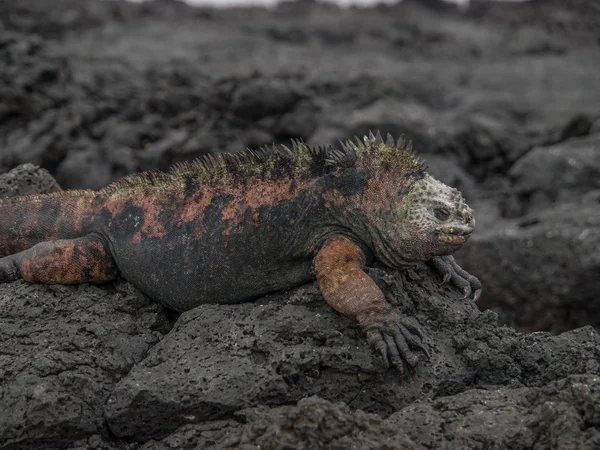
0,131 -> 480,372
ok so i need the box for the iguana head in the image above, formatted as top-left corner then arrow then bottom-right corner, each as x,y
366,173 -> 475,268
335,132 -> 475,269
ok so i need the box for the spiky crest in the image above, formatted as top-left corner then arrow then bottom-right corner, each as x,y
340,131 -> 426,177
0,189 -> 96,206
99,131 -> 426,197
100,140 -> 349,197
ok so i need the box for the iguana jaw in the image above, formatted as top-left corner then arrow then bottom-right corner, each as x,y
436,224 -> 473,245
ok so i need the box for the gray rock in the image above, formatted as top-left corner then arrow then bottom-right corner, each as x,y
389,374 -> 600,450
503,134 -> 600,217
231,78 -> 302,120
0,164 -> 61,199
457,196 -> 600,333
275,98 -> 320,140
0,280 -> 170,450
141,396 -> 422,450
55,148 -> 113,190
140,420 -> 242,450
104,268 -> 600,441
230,396 -> 423,450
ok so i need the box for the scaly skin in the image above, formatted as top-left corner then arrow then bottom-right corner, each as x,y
0,131 -> 480,373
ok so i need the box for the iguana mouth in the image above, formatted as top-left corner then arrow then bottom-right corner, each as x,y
436,226 -> 472,245
438,233 -> 469,245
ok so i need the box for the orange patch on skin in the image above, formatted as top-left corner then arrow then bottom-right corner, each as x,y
251,210 -> 260,226
176,189 -> 215,240
20,239 -> 117,284
220,179 -> 303,236
178,189 -> 215,225
137,197 -> 167,240
70,197 -> 94,234
105,198 -> 128,219
314,236 -> 386,319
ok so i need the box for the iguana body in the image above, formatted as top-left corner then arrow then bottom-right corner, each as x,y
0,132 -> 480,371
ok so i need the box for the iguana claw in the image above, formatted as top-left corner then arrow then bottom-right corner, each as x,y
428,255 -> 482,301
360,309 -> 428,373
0,256 -> 20,283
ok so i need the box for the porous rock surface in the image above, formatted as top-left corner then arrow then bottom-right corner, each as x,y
103,270 -> 599,442
2,0 -> 600,448
389,374 -> 600,450
0,164 -> 61,199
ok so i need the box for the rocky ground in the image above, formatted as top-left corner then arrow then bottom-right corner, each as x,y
1,0 -> 599,448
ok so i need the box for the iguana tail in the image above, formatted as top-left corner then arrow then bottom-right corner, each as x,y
0,191 -> 99,257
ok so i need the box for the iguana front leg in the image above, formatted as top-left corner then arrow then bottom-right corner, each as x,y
314,236 -> 427,372
428,255 -> 482,301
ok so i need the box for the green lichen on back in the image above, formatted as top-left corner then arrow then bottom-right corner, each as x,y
291,142 -> 314,167
344,131 -> 426,179
236,154 -> 276,179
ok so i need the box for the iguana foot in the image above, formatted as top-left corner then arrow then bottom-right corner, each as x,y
357,307 -> 429,374
428,255 -> 481,301
0,256 -> 20,283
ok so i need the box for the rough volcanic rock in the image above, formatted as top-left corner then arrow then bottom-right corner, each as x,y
145,374 -> 600,450
503,133 -> 600,217
0,163 -> 61,199
231,78 -> 302,121
138,421 -> 242,450
0,280 -> 170,450
230,396 -> 423,450
389,374 -> 600,450
458,188 -> 600,334
104,266 -> 600,441
139,396 -> 423,450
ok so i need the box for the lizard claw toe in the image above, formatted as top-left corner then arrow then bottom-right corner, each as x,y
400,317 -> 425,340
469,276 -> 483,301
398,322 -> 429,361
367,329 -> 391,369
428,255 -> 481,302
0,257 -> 20,284
383,333 -> 406,371
361,310 -> 428,372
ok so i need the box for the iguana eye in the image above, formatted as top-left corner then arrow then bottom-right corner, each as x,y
434,208 -> 451,221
